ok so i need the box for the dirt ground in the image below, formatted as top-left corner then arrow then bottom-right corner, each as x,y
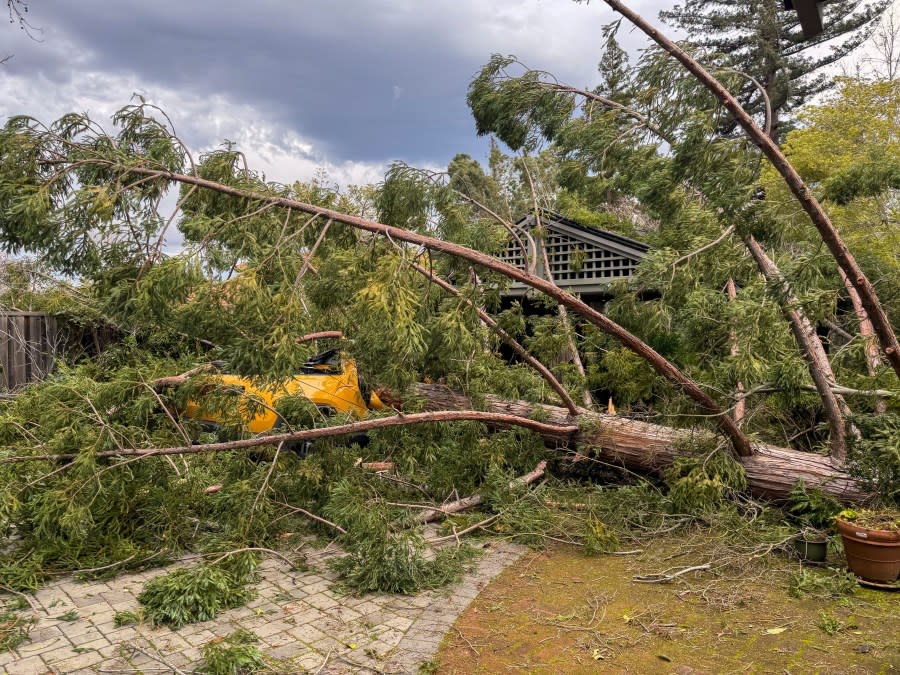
434,536 -> 900,674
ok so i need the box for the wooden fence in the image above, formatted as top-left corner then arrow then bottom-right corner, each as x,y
0,312 -> 58,391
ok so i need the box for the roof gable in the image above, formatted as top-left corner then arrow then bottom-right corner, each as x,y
499,210 -> 650,296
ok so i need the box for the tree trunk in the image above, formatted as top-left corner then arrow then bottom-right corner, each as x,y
400,383 -> 868,502
839,268 -> 887,414
744,235 -> 849,460
725,278 -> 745,426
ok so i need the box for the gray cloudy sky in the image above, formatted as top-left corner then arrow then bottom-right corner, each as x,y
1,0 -> 664,186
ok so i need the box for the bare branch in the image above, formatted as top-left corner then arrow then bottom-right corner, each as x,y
1,412 -> 578,463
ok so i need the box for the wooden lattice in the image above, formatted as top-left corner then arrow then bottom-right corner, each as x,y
498,212 -> 648,295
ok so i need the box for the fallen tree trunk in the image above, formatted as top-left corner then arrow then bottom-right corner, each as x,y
396,384 -> 868,502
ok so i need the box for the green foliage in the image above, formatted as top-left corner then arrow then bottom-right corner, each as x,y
787,481 -> 842,529
199,629 -> 264,675
788,568 -> 857,599
137,554 -> 258,628
847,414 -> 900,504
664,442 -> 748,514
325,480 -> 476,594
823,156 -> 900,204
818,611 -> 852,636
582,516 -> 620,556
0,598 -> 33,653
113,609 -> 144,627
468,55 -> 577,152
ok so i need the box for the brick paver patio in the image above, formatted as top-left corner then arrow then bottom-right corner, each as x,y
0,540 -> 524,674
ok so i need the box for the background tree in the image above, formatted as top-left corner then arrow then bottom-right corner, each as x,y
660,0 -> 891,140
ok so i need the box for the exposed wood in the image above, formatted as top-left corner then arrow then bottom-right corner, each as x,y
358,460 -> 396,472
602,0 -> 900,379
151,363 -> 221,390
297,331 -> 344,344
400,383 -> 868,502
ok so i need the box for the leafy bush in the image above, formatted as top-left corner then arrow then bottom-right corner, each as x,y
137,554 -> 258,628
847,414 -> 900,505
664,444 -> 747,514
787,481 -> 842,529
325,480 -> 476,594
199,629 -> 264,675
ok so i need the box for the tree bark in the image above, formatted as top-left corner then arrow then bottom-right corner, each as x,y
399,383 -> 868,502
603,0 -> 900,380
725,278 -> 745,426
838,268 -> 887,414
744,235 -> 849,460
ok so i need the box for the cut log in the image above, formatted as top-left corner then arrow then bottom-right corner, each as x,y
397,383 -> 868,502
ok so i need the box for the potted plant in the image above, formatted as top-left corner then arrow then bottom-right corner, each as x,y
793,526 -> 828,563
835,509 -> 900,583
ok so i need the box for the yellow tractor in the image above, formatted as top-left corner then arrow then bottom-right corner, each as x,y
180,348 -> 384,435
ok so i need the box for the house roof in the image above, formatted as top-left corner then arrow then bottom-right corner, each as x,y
514,209 -> 650,256
500,209 -> 650,297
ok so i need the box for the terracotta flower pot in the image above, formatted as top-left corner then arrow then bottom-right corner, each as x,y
836,518 -> 900,583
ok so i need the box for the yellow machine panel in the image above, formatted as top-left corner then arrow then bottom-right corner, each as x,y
181,349 -> 383,434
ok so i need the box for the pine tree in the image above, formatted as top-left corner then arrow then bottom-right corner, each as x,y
660,0 -> 890,139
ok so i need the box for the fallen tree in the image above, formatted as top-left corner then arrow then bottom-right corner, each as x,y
387,384 -> 869,502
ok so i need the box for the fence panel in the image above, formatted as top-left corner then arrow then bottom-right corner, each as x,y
0,312 -> 57,390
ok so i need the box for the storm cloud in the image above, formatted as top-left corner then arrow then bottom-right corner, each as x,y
1,1 -> 663,184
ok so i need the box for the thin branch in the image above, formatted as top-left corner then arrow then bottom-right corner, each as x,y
416,460 -> 546,523
1,415 -> 577,463
670,225 -> 735,272
206,547 -> 299,569
633,562 -> 712,583
295,219 -> 332,283
427,515 -> 500,545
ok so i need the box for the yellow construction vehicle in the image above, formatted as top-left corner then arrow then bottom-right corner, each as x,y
180,348 -> 383,434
